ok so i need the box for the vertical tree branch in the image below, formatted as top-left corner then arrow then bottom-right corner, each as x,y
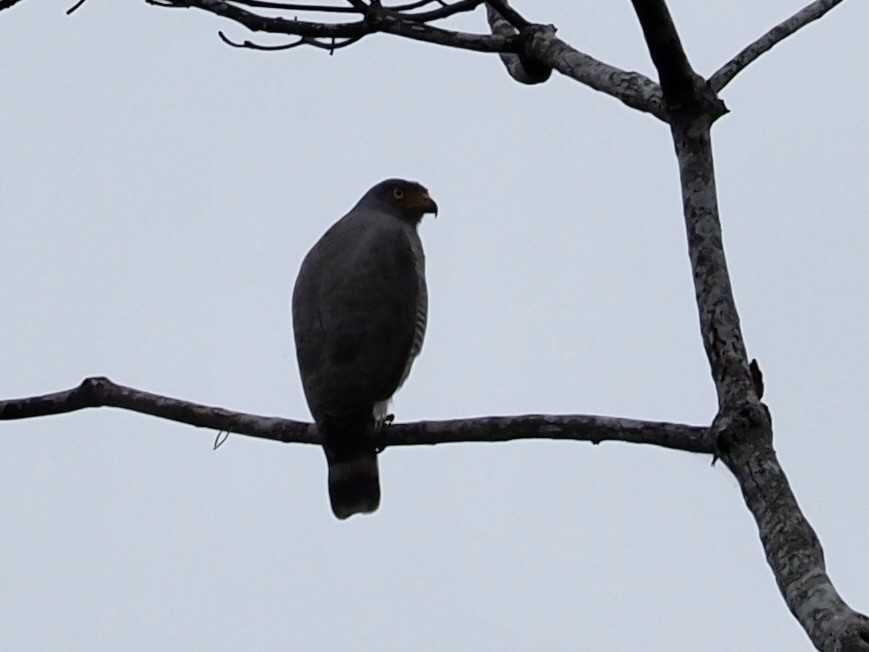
631,2 -> 868,649
670,115 -> 754,408
632,0 -> 743,405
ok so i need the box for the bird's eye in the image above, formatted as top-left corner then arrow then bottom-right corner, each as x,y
392,188 -> 405,200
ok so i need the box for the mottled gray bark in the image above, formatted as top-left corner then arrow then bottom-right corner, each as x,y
723,421 -> 869,651
670,116 -> 751,408
523,26 -> 666,120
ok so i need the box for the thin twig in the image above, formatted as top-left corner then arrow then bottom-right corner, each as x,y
219,32 -> 309,50
218,30 -> 362,51
709,0 -> 845,93
387,0 -> 440,11
400,0 -> 481,22
229,0 -> 360,12
66,0 -> 88,14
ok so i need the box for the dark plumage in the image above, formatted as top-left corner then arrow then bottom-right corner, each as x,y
292,179 -> 437,519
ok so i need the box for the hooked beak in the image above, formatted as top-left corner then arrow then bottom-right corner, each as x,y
419,191 -> 438,217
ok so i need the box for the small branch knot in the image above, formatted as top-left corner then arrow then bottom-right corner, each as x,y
737,402 -> 768,429
78,376 -> 110,406
711,400 -> 772,463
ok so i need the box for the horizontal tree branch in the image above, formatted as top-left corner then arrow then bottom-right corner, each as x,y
0,376 -> 714,452
709,0 -> 846,93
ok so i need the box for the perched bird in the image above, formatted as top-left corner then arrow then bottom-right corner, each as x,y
292,179 -> 437,519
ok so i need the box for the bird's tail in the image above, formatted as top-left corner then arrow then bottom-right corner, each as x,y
327,454 -> 380,520
320,411 -> 381,519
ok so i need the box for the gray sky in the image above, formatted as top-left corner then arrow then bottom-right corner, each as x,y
1,1 -> 866,650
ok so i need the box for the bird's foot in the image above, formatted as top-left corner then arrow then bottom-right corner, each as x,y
373,414 -> 395,453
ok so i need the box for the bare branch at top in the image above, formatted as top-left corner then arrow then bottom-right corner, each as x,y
136,0 -> 669,118
145,0 -> 514,53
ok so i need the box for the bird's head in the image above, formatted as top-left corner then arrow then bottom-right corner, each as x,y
360,178 -> 438,225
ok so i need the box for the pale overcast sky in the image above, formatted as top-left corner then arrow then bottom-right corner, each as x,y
1,1 -> 866,650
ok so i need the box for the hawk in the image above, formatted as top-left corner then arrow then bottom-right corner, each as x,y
292,179 -> 437,519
